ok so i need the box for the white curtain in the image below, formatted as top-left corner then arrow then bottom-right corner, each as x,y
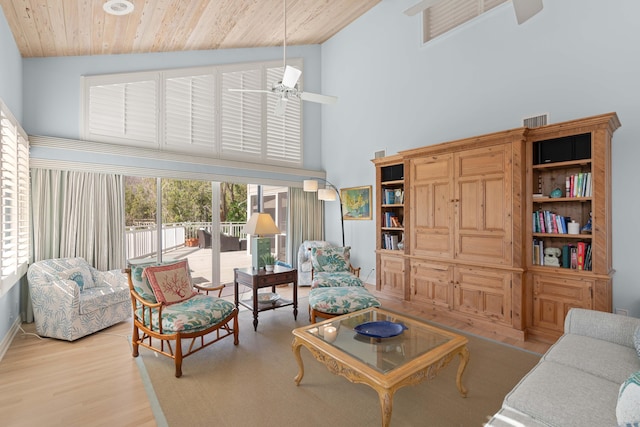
30,169 -> 125,270
287,187 -> 324,268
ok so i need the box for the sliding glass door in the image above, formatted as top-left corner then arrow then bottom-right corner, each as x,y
125,177 -> 288,286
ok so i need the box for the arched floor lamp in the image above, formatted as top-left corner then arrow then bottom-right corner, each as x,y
303,178 -> 345,247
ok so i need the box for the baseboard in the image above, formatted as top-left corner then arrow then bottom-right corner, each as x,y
0,317 -> 21,362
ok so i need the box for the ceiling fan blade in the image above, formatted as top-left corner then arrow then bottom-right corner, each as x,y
513,0 -> 543,25
274,97 -> 288,116
403,0 -> 442,16
299,91 -> 338,105
282,65 -> 302,88
228,88 -> 272,94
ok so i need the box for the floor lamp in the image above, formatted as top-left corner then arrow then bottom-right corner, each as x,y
243,212 -> 281,270
303,178 -> 345,247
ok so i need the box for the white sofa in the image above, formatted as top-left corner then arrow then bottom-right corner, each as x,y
488,308 -> 640,427
27,257 -> 130,341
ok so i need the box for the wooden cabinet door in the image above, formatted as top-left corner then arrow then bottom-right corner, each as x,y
453,266 -> 512,325
409,154 -> 455,259
532,274 -> 593,333
454,144 -> 513,265
378,253 -> 405,298
410,260 -> 453,309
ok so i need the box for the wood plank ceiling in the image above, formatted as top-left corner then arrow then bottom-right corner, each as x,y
0,0 -> 380,58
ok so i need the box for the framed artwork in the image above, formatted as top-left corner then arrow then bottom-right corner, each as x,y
340,186 -> 372,220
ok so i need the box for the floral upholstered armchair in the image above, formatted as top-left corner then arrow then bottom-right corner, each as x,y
307,246 -> 379,322
310,246 -> 363,288
27,257 -> 130,341
126,260 -> 238,377
297,240 -> 331,286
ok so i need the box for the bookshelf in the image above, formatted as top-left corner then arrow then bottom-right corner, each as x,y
370,112 -> 619,343
526,113 -> 620,341
372,155 -> 406,298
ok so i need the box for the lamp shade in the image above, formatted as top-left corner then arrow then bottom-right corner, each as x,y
318,188 -> 336,201
243,213 -> 281,236
303,179 -> 318,192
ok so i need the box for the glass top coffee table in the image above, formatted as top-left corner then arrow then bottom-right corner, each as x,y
291,307 -> 469,427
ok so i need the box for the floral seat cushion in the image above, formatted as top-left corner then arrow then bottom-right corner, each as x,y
312,271 -> 364,288
137,294 -> 236,333
309,286 -> 380,315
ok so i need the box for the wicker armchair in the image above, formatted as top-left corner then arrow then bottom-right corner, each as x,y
125,260 -> 238,377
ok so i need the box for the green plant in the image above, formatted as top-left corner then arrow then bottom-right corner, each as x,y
261,253 -> 276,266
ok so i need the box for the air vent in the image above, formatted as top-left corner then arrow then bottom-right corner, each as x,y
374,150 -> 386,159
523,114 -> 549,128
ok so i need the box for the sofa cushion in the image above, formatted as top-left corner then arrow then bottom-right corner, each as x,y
544,333 -> 640,384
145,260 -> 196,305
617,371 -> 640,425
309,286 -> 380,315
312,271 -> 364,288
79,284 -> 129,315
59,265 -> 95,291
634,326 -> 640,358
137,294 -> 235,333
130,264 -> 158,302
504,360 -> 619,427
311,246 -> 351,272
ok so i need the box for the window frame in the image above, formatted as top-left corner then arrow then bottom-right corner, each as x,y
0,98 -> 29,296
80,59 -> 304,167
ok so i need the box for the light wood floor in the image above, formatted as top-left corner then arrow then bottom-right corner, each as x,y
0,285 -> 550,426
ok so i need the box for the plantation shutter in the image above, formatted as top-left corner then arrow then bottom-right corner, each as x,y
266,66 -> 302,165
423,0 -> 508,43
0,100 -> 29,292
220,68 -> 263,159
86,77 -> 158,146
164,73 -> 216,153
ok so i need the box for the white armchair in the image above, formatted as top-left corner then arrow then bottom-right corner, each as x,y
297,240 -> 330,286
27,257 -> 130,341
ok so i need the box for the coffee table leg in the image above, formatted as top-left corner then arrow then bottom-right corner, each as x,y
292,338 -> 305,385
377,389 -> 393,427
252,286 -> 259,331
456,346 -> 470,397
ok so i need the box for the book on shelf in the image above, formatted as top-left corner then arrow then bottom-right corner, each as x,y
577,242 -> 586,270
566,172 -> 592,198
533,210 -> 568,234
384,188 -> 404,204
382,233 -> 399,250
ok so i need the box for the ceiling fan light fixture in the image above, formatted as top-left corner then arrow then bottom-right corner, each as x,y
103,0 -> 134,16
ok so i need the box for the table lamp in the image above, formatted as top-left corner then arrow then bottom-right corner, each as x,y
243,213 -> 281,270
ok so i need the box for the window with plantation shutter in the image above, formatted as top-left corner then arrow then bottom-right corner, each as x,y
0,99 -> 29,296
165,72 -> 215,153
266,66 -> 302,165
85,75 -> 158,147
220,67 -> 263,159
422,0 -> 508,43
81,59 -> 303,167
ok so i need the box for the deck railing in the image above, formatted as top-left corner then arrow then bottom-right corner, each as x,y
126,221 -> 247,260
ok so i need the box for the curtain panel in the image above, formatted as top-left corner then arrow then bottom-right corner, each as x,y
287,187 -> 324,268
30,169 -> 125,270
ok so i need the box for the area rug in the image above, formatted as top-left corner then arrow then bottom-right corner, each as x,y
136,303 -> 540,427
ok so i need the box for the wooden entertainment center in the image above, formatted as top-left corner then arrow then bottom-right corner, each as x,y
372,112 -> 620,342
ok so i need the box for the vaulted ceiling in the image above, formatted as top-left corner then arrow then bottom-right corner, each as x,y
0,0 -> 380,58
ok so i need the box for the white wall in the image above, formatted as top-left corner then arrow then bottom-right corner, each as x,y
321,0 -> 640,316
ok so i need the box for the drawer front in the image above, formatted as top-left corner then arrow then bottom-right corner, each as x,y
257,271 -> 296,286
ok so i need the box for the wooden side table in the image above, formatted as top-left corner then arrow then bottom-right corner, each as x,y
234,266 -> 298,331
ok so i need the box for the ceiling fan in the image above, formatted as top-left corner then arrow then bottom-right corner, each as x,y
404,0 -> 543,25
228,0 -> 337,116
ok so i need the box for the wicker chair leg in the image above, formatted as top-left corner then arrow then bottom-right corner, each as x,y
131,326 -> 140,357
174,336 -> 183,378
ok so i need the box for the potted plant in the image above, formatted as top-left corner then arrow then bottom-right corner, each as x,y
261,253 -> 276,272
